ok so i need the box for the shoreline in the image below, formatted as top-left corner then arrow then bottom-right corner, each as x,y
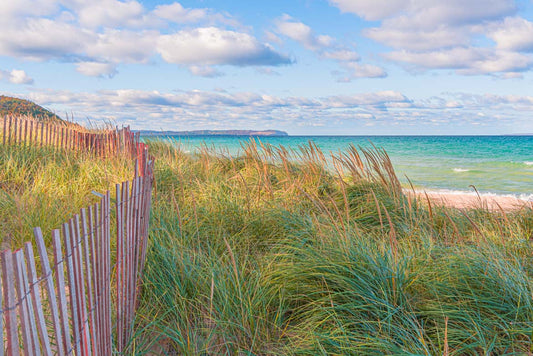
409,189 -> 532,211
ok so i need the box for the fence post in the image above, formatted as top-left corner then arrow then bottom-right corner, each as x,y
34,228 -> 66,356
24,242 -> 54,355
52,230 -> 72,355
1,250 -> 20,356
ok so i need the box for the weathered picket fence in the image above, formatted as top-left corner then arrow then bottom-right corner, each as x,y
0,116 -> 154,354
1,115 -> 142,158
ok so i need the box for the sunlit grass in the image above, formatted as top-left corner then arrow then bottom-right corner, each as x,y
2,138 -> 532,355
134,139 -> 533,355
0,143 -> 134,248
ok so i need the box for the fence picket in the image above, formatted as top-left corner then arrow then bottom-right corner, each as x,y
24,242 -> 53,356
1,116 -> 154,354
88,204 -> 101,354
116,183 -> 124,351
52,230 -> 72,355
13,249 -> 41,356
24,120 -> 28,147
81,208 -> 97,355
3,116 -> 6,145
63,222 -> 82,356
1,250 -> 20,356
34,228 -> 66,356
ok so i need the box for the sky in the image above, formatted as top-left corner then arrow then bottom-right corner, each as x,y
1,0 -> 533,135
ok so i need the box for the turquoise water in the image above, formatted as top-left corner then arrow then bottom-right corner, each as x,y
153,135 -> 533,200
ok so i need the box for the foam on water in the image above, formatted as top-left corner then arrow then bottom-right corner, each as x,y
453,168 -> 469,172
413,188 -> 533,202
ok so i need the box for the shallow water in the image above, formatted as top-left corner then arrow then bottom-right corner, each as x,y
149,135 -> 533,200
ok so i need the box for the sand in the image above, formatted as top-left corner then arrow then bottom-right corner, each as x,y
411,191 -> 532,211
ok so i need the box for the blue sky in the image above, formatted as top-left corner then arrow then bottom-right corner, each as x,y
1,0 -> 533,134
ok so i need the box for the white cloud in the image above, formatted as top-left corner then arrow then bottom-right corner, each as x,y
76,62 -> 118,77
330,0 -> 530,76
20,88 -> 533,133
0,18 -> 92,60
273,15 -> 383,80
364,22 -> 469,51
152,3 -> 206,23
8,69 -> 34,84
328,0 -> 407,21
386,47 -> 533,74
336,63 -> 387,81
0,0 -> 58,18
330,0 -> 515,26
263,31 -> 283,44
76,0 -> 145,28
188,65 -> 224,77
275,15 -> 334,51
87,30 -> 158,63
328,91 -> 408,107
0,1 -> 289,78
488,16 -> 533,51
322,50 -> 360,61
157,27 -> 291,66
0,69 -> 34,84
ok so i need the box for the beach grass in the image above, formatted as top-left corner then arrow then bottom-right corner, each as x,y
0,143 -> 134,248
1,138 -> 532,354
133,139 -> 533,355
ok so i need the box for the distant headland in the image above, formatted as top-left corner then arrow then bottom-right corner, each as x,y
139,129 -> 289,137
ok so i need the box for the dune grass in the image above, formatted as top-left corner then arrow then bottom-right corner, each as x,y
2,138 -> 532,355
130,139 -> 533,355
0,143 -> 134,248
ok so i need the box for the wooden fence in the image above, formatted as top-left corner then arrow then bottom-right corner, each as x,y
0,116 -> 154,354
1,115 -> 142,158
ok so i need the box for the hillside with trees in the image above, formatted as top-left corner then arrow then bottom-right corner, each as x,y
0,95 -> 64,123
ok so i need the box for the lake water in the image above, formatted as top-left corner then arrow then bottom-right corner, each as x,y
150,135 -> 533,200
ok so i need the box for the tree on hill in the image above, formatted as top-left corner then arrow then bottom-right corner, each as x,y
0,95 -> 65,123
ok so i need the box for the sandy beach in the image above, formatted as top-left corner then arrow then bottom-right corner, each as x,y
412,191 -> 532,211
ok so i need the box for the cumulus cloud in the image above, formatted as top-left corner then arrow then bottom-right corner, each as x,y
152,3 -> 207,23
386,47 -> 533,74
330,0 -> 533,76
273,15 -> 385,80
76,62 -> 118,77
17,88 -> 532,133
0,18 -> 92,60
323,50 -> 360,61
0,0 -> 58,18
0,69 -> 34,84
0,1 -> 290,77
487,17 -> 533,51
157,27 -> 291,66
364,23 -> 470,51
336,63 -> 387,81
21,88 -> 533,134
188,65 -> 224,77
22,88 -> 410,131
76,0 -> 145,28
87,30 -> 158,63
330,0 -> 515,25
274,14 -> 334,51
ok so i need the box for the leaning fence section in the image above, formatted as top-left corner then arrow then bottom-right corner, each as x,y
0,117 -> 154,355
1,115 -> 142,158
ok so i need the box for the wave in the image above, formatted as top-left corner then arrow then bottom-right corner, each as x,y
524,161 -> 533,166
453,168 -> 470,172
411,188 -> 533,202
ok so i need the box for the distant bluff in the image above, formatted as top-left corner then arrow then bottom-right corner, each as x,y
0,95 -> 64,123
141,129 -> 289,137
